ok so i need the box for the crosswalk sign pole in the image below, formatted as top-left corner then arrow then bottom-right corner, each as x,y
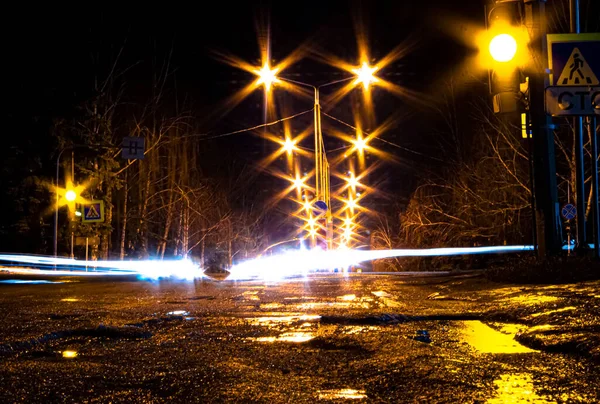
568,0 -> 589,254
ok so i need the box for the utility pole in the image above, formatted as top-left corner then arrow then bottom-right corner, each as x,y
524,0 -> 562,258
569,0 -> 589,254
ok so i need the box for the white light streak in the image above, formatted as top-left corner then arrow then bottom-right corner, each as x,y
0,254 -> 202,280
0,245 -> 541,282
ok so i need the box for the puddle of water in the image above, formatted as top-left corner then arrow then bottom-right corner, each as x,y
508,295 -> 560,305
372,290 -> 391,297
61,350 -> 78,359
246,314 -> 321,326
61,298 -> 79,302
167,310 -> 189,316
260,303 -> 284,309
338,294 -> 357,301
530,306 -> 576,317
528,324 -> 555,332
0,279 -> 64,284
461,321 -> 536,354
343,326 -> 380,335
318,389 -> 367,400
284,296 -> 316,301
297,301 -> 371,310
486,373 -> 553,403
251,331 -> 315,343
240,291 -> 261,301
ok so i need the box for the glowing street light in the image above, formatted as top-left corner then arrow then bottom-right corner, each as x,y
255,62 -> 279,90
282,138 -> 297,154
489,33 -> 517,62
65,189 -> 77,202
292,175 -> 305,191
353,62 -> 379,90
353,136 -> 367,153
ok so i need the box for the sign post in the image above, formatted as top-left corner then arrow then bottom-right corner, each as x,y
81,201 -> 105,223
547,33 -> 600,253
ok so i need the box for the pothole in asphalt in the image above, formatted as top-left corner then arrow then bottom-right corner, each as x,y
460,321 -> 536,354
487,373 -> 553,403
318,389 -> 367,400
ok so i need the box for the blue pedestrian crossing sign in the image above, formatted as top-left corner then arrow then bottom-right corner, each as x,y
547,33 -> 600,86
561,203 -> 577,221
82,200 -> 105,223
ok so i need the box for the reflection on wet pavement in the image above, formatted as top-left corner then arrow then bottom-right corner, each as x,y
343,326 -> 380,335
371,290 -> 391,297
530,306 -> 576,317
167,310 -> 189,316
486,373 -> 553,403
251,331 -> 315,343
246,314 -> 321,325
318,389 -> 367,400
338,294 -> 357,301
508,295 -> 560,305
61,350 -> 78,359
60,298 -> 79,302
461,321 -> 536,354
242,290 -> 260,301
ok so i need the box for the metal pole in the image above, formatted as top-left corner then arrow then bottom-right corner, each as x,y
53,148 -> 66,257
524,0 -> 562,258
591,116 -> 599,259
70,150 -> 75,258
85,237 -> 89,271
569,0 -> 587,253
527,114 -> 538,251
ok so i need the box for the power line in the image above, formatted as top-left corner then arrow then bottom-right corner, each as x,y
321,111 -> 444,162
196,108 -> 314,141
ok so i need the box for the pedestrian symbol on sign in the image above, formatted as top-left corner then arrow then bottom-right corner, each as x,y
557,47 -> 599,86
82,201 -> 105,223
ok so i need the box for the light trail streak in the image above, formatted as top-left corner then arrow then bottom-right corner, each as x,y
227,245 -> 534,281
0,245 -> 559,282
0,254 -> 202,280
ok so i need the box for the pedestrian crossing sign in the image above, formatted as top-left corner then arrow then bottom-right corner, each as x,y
556,47 -> 598,86
547,33 -> 600,86
82,200 -> 105,223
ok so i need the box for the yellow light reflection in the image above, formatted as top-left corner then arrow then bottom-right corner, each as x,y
62,350 -> 78,359
318,389 -> 367,400
461,321 -> 536,354
487,374 -> 554,404
254,332 -> 315,343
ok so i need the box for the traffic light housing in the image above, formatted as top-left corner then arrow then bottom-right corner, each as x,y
485,0 -> 527,114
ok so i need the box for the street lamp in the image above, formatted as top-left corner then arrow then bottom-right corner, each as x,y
253,62 -> 378,248
489,33 -> 517,62
255,62 -> 279,91
65,189 -> 77,202
352,62 -> 379,90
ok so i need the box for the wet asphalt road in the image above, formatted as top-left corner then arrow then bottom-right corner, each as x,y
0,272 -> 599,403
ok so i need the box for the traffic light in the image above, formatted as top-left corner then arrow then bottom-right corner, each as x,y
485,0 -> 527,114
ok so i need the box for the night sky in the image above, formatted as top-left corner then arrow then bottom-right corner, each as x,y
1,1 -> 488,250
